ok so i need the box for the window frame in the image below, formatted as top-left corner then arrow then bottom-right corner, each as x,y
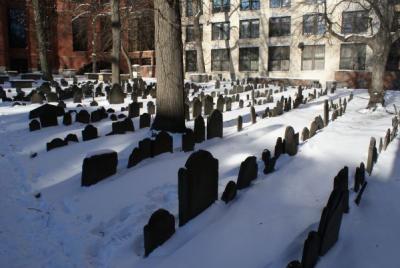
185,50 -> 197,72
211,49 -> 231,71
268,46 -> 290,71
239,47 -> 259,72
269,16 -> 291,37
239,19 -> 260,39
240,0 -> 261,10
342,10 -> 369,34
301,45 -> 325,71
303,13 -> 326,35
212,0 -> 231,13
212,22 -> 230,40
270,0 -> 291,8
339,43 -> 367,71
186,24 -> 203,42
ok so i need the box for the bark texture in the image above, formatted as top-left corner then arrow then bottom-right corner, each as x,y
91,18 -> 98,73
121,44 -> 133,79
31,0 -> 53,81
152,0 -> 186,133
193,0 -> 205,73
111,0 -> 121,85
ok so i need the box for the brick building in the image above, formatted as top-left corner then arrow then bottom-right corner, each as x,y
0,0 -> 155,77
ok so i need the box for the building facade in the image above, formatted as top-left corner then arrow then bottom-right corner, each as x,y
182,0 -> 400,89
0,0 -> 155,76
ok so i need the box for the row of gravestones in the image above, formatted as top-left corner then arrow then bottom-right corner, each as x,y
287,114 -> 399,268
142,93 -> 354,257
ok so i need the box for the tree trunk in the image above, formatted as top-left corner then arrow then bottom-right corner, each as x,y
193,0 -> 205,73
31,0 -> 53,81
152,0 -> 186,133
111,0 -> 121,85
121,44 -> 133,79
91,18 -> 97,73
368,40 -> 390,108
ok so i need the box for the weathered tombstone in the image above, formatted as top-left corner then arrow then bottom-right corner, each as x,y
251,106 -> 256,124
216,95 -> 225,112
378,137 -> 383,153
127,147 -> 142,168
182,129 -> 195,152
315,116 -> 324,130
139,138 -> 153,159
354,163 -> 366,193
239,99 -> 244,109
301,231 -> 321,268
366,137 -> 376,175
82,124 -> 98,141
73,91 -> 83,103
215,80 -> 220,89
128,102 -> 140,118
323,99 -> 329,127
236,156 -> 258,189
225,97 -> 232,111
333,167 -> 349,213
191,116 -> 205,144
383,128 -> 391,150
204,95 -> 214,115
237,115 -> 243,132
221,181 -> 237,204
29,120 -> 41,131
143,209 -> 175,257
81,150 -> 118,186
301,127 -> 310,142
192,98 -> 202,119
76,110 -> 90,124
153,131 -> 173,156
284,126 -> 297,156
274,137 -> 284,158
178,150 -> 218,226
262,149 -> 276,174
31,91 -> 44,104
139,113 -> 151,129
39,110 -> 58,128
207,110 -> 223,139
147,101 -> 155,115
109,84 -> 125,104
46,138 -> 67,151
309,121 -> 318,138
46,92 -> 58,103
65,133 -> 79,143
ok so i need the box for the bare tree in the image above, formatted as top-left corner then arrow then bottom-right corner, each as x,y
320,0 -> 400,108
192,0 -> 206,73
152,0 -> 186,132
31,0 -> 53,81
111,0 -> 121,85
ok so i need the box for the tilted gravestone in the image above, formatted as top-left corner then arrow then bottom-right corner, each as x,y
46,138 -> 67,151
324,100 -> 329,126
29,120 -> 41,131
366,137 -> 376,175
194,115 -> 205,143
152,131 -> 173,157
333,167 -> 349,214
81,150 -> 118,186
207,110 -> 223,140
178,150 -> 218,226
128,102 -> 140,118
139,113 -> 151,129
251,106 -> 257,124
221,181 -> 237,204
354,181 -> 368,206
383,128 -> 391,151
139,138 -> 153,159
127,147 -> 142,168
182,129 -> 195,152
82,124 -> 98,141
147,101 -> 155,115
204,95 -> 214,115
309,121 -> 318,138
236,156 -> 258,189
144,209 -> 175,257
76,110 -> 90,124
301,127 -> 310,142
262,149 -> 276,174
284,126 -> 298,156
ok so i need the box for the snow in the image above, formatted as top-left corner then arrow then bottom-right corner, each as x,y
0,78 -> 399,268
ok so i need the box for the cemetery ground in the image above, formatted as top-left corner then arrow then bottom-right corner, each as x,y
0,76 -> 400,268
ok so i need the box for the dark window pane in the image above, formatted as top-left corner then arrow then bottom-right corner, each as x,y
339,43 -> 366,70
268,46 -> 290,71
186,50 -> 197,72
8,8 -> 27,48
239,47 -> 259,71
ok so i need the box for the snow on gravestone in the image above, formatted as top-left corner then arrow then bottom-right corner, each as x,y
144,209 -> 175,257
178,150 -> 218,226
81,149 -> 118,187
236,156 -> 258,190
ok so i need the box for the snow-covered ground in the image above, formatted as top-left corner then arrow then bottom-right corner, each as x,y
0,78 -> 399,268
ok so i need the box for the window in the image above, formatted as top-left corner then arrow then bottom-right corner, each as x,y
211,49 -> 230,71
302,45 -> 325,70
270,0 -> 290,8
128,14 -> 155,52
342,11 -> 369,34
186,25 -> 203,42
269,17 -> 291,37
8,8 -> 27,48
239,47 -> 259,71
303,14 -> 325,35
72,17 -> 88,51
212,22 -> 230,40
339,43 -> 366,70
240,0 -> 260,10
268,46 -> 290,71
186,0 -> 203,17
212,0 -> 230,13
240,19 -> 260,39
186,50 -> 197,72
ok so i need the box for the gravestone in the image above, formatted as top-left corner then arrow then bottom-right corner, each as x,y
204,95 -> 213,115
194,115 -> 205,143
333,167 -> 349,213
315,116 -> 324,130
76,110 -> 90,124
383,128 -> 391,150
110,114 -> 117,121
309,121 -> 318,138
128,102 -> 140,118
366,137 -> 376,175
29,120 -> 41,131
274,137 -> 284,158
236,156 -> 258,189
251,106 -> 256,124
301,231 -> 321,268
31,91 -> 44,104
109,84 -> 125,104
147,101 -> 155,115
46,92 -> 58,103
355,181 -> 368,206
143,209 -> 175,257
178,150 -> 218,226
65,133 -> 79,143
237,116 -> 243,132
216,95 -> 225,112
139,113 -> 151,128
127,147 -> 142,168
285,126 -> 298,156
221,181 -> 237,204
153,131 -> 173,156
207,110 -> 223,140
39,110 -> 58,128
139,138 -> 153,159
82,124 -> 98,141
301,127 -> 310,142
192,98 -> 202,119
262,149 -> 276,174
182,129 -> 195,152
239,99 -> 244,109
81,150 -> 118,186
46,138 -> 67,151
